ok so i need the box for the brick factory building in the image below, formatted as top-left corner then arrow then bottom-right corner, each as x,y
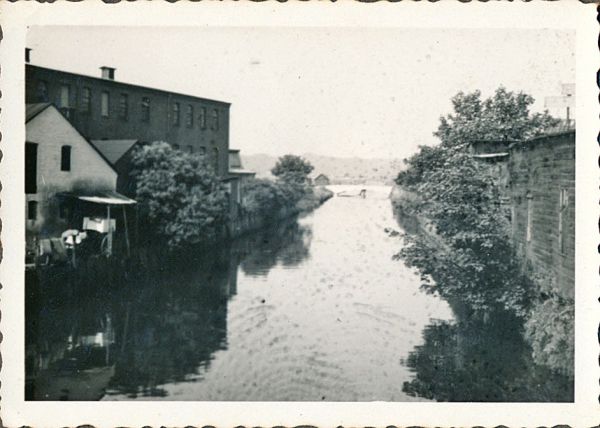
25,59 -> 231,178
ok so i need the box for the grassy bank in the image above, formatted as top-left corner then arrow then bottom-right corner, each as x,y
296,186 -> 334,212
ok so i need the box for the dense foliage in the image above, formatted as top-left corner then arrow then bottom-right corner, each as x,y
396,87 -> 559,188
131,142 -> 229,249
242,178 -> 305,219
392,87 -> 571,376
523,274 -> 574,377
271,154 -> 314,184
243,155 -> 333,220
395,150 -> 533,314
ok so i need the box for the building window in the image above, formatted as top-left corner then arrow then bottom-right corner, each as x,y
25,143 -> 38,194
173,144 -> 180,150
36,80 -> 48,102
198,146 -> 206,156
526,193 -> 533,243
59,201 -> 70,220
119,93 -> 129,119
558,188 -> 569,254
101,91 -> 110,117
212,147 -> 219,174
186,105 -> 194,127
187,145 -> 193,153
27,201 -> 38,221
60,84 -> 70,108
61,145 -> 71,171
81,87 -> 92,113
172,102 -> 180,126
199,107 -> 207,129
211,108 -> 219,131
141,97 -> 150,122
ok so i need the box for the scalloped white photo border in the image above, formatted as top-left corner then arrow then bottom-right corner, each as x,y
0,2 -> 597,427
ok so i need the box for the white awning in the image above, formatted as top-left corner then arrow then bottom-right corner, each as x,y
58,190 -> 137,205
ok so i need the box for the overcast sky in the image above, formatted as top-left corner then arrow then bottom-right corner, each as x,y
27,27 -> 575,160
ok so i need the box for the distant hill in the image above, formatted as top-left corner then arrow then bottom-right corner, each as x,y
241,153 -> 404,185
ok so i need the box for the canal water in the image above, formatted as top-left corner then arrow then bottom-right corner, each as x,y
26,185 -> 573,402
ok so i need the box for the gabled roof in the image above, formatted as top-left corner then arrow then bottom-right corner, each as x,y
26,102 -> 52,123
91,139 -> 139,165
26,103 -> 118,174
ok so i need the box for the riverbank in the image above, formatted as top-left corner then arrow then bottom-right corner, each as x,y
390,184 -> 574,384
296,185 -> 334,212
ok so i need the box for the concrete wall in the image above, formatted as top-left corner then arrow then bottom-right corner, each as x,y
26,106 -> 117,239
26,65 -> 230,178
508,132 -> 575,298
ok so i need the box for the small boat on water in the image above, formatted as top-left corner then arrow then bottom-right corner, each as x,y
336,189 -> 367,198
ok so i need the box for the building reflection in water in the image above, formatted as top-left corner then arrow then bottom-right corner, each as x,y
25,218 -> 312,400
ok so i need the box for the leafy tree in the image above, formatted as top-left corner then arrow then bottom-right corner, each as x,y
271,155 -> 314,184
131,142 -> 229,249
396,87 -> 559,188
435,87 -> 560,147
242,178 -> 304,219
393,87 -> 570,375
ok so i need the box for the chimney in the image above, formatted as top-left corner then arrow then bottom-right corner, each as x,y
25,48 -> 31,63
100,66 -> 116,80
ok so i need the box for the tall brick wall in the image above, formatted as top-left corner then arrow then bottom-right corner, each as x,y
26,106 -> 117,239
26,65 -> 231,178
508,132 -> 575,298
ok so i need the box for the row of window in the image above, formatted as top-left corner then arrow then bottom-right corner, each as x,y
170,102 -> 218,130
37,80 -> 220,130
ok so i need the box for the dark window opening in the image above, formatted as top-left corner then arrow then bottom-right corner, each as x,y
119,93 -> 129,119
172,102 -> 180,126
61,145 -> 72,171
60,84 -> 70,108
25,143 -> 38,194
198,146 -> 206,156
186,105 -> 194,127
187,145 -> 193,153
36,80 -> 49,102
59,201 -> 70,220
211,109 -> 219,131
28,201 -> 38,221
101,91 -> 110,117
81,87 -> 92,113
173,144 -> 180,150
199,107 -> 206,129
141,97 -> 150,122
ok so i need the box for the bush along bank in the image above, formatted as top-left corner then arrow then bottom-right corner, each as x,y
131,144 -> 332,252
240,178 -> 333,231
390,87 -> 573,380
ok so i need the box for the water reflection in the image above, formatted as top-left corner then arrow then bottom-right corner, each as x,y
26,219 -> 311,400
402,312 -> 574,402
26,185 -> 571,401
238,221 -> 312,276
393,205 -> 574,402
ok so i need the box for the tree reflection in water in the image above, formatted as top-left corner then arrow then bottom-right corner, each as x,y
403,312 -> 574,402
26,218 -> 312,400
238,221 -> 312,276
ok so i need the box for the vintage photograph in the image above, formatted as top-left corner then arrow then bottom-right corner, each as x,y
21,24 -> 577,403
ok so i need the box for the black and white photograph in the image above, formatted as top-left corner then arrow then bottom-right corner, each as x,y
1,2 -> 597,427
